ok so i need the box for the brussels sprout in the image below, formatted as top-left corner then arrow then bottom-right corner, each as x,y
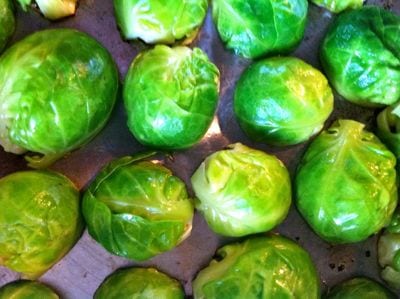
0,280 -> 59,299
378,209 -> 400,289
17,0 -> 77,20
94,267 -> 184,299
320,6 -> 400,107
124,45 -> 219,150
193,235 -> 320,299
234,57 -> 333,146
0,0 -> 15,53
212,0 -> 308,59
0,171 -> 83,278
0,29 -> 118,169
191,143 -> 291,237
114,0 -> 208,44
295,119 -> 398,244
325,277 -> 395,298
82,154 -> 194,261
310,0 -> 363,13
377,104 -> 400,159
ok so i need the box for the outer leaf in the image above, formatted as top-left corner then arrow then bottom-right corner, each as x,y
212,0 -> 308,59
0,29 -> 118,168
35,0 -> 77,20
113,0 -> 208,44
325,277 -> 395,298
0,0 -> 15,53
377,103 -> 400,159
0,171 -> 83,278
321,6 -> 400,107
191,143 -> 291,237
82,156 -> 194,260
193,235 -> 320,299
234,57 -> 333,145
124,45 -> 219,149
95,268 -> 184,299
295,119 -> 398,244
0,280 -> 59,299
311,0 -> 363,13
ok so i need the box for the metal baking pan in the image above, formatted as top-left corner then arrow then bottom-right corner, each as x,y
0,0 -> 399,298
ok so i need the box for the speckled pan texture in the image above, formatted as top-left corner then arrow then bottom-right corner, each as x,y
0,0 -> 399,298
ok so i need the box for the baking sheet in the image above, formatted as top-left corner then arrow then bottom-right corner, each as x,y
0,0 -> 400,298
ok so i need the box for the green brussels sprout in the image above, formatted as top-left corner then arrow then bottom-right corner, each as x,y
0,171 -> 83,278
82,154 -> 194,261
378,209 -> 400,289
124,45 -> 219,150
377,104 -> 400,159
0,280 -> 59,299
17,0 -> 77,20
310,0 -> 364,13
212,0 -> 308,59
193,235 -> 320,299
0,0 -> 15,53
234,57 -> 334,146
325,277 -> 395,299
114,0 -> 208,44
94,267 -> 184,299
320,6 -> 400,107
0,29 -> 118,169
191,143 -> 291,237
295,119 -> 398,244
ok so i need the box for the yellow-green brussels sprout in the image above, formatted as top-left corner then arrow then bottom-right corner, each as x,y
325,277 -> 396,299
114,0 -> 208,44
193,235 -> 320,299
0,0 -> 15,53
82,154 -> 194,261
0,280 -> 59,299
212,0 -> 308,59
378,209 -> 400,289
234,57 -> 334,146
17,0 -> 77,20
310,0 -> 364,13
321,6 -> 400,107
0,29 -> 118,169
94,267 -> 184,299
0,171 -> 83,279
124,45 -> 220,150
191,143 -> 291,237
296,119 -> 398,244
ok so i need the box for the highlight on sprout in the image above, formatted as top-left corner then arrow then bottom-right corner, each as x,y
114,0 -> 208,44
193,235 -> 320,299
82,153 -> 194,261
0,0 -> 15,53
94,267 -> 184,299
0,280 -> 60,299
234,56 -> 333,146
17,0 -> 78,20
212,0 -> 308,59
0,171 -> 83,279
124,45 -> 220,150
321,6 -> 400,107
191,143 -> 291,237
296,119 -> 398,244
310,0 -> 364,13
0,29 -> 118,168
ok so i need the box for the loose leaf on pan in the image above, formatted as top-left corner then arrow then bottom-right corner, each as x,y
0,280 -> 60,299
114,0 -> 208,44
212,0 -> 308,59
296,119 -> 397,244
0,0 -> 15,53
321,6 -> 400,107
94,268 -> 184,299
193,235 -> 320,299
310,0 -> 364,13
124,45 -> 219,149
17,0 -> 77,20
0,29 -> 118,168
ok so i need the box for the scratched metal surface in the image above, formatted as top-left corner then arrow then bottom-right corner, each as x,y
0,0 -> 399,298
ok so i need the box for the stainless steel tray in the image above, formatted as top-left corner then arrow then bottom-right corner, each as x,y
1,0 -> 399,298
